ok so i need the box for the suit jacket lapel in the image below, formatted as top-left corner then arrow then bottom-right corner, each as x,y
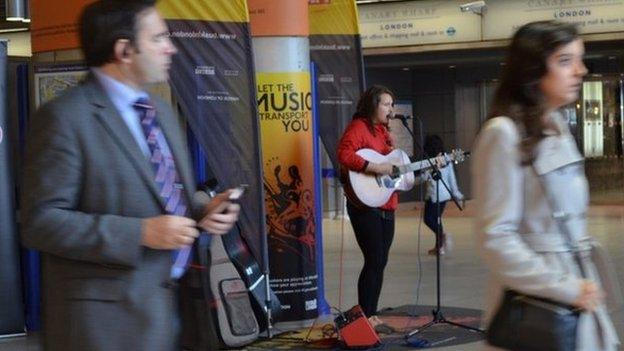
82,75 -> 165,210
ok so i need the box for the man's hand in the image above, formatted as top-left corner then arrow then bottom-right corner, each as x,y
141,215 -> 199,249
198,190 -> 241,235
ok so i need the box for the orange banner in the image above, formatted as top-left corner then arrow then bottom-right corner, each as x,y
248,0 -> 309,37
31,0 -> 94,53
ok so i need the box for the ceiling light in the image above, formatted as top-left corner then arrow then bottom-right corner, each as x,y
23,0 -> 30,22
0,28 -> 29,33
356,0 -> 407,4
6,0 -> 26,21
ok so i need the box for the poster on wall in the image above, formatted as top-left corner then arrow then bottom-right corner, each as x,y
483,0 -> 624,40
33,64 -> 88,107
256,71 -> 318,321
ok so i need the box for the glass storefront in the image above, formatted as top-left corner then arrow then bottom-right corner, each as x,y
473,76 -> 624,204
573,75 -> 624,203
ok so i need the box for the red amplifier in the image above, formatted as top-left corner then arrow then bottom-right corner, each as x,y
334,305 -> 381,349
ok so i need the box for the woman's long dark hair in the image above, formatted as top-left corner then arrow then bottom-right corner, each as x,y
424,134 -> 445,157
353,85 -> 395,135
489,21 -> 579,163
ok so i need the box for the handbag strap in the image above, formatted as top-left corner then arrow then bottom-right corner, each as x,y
531,164 -> 587,278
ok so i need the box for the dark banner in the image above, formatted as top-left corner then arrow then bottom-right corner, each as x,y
308,0 -> 362,316
310,37 -> 364,169
0,42 -> 25,335
166,20 -> 265,266
309,0 -> 364,169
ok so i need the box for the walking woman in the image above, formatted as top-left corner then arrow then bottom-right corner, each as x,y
473,21 -> 620,350
422,135 -> 463,255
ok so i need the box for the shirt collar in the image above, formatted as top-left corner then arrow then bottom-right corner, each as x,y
92,68 -> 149,108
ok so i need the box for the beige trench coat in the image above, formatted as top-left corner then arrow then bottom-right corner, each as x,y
472,115 -> 621,350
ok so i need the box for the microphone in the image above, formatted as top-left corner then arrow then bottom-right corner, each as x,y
391,114 -> 412,121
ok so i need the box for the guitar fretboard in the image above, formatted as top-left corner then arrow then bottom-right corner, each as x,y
397,154 -> 452,175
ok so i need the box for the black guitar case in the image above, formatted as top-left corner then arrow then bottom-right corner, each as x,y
195,174 -> 282,335
210,234 -> 259,347
221,224 -> 282,332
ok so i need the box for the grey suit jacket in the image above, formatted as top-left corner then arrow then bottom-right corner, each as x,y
21,74 -> 197,351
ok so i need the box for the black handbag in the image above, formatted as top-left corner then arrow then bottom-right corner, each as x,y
486,165 -> 586,351
486,289 -> 580,350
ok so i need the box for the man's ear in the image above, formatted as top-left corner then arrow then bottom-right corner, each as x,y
113,39 -> 132,61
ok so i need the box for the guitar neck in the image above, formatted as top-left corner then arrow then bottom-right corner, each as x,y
398,155 -> 450,174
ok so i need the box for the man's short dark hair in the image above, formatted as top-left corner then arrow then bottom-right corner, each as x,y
79,0 -> 157,67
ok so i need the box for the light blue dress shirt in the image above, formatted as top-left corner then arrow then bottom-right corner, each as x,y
92,68 -> 151,157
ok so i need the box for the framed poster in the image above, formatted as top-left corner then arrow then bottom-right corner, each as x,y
34,63 -> 88,107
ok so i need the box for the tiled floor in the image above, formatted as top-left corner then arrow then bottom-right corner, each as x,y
1,202 -> 623,350
322,201 -> 624,350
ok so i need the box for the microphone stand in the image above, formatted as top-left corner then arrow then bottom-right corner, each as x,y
396,117 -> 462,211
394,117 -> 484,341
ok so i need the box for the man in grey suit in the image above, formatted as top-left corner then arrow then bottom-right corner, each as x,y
20,1 -> 240,350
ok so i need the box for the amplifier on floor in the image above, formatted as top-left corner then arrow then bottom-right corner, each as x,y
334,305 -> 381,349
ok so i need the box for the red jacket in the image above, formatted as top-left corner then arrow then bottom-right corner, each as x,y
337,117 -> 397,210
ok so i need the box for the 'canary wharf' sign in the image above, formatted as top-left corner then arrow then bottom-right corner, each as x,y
484,0 -> 624,40
358,0 -> 480,48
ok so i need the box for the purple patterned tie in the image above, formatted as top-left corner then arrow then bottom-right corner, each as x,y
133,98 -> 190,278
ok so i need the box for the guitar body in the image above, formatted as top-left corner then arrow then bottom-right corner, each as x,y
348,148 -> 469,208
349,149 -> 416,207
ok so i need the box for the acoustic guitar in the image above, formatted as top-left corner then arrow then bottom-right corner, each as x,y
348,148 -> 469,207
